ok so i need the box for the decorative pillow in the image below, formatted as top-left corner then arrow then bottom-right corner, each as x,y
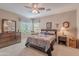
44,32 -> 48,35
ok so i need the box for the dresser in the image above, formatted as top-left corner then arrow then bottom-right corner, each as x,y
0,32 -> 21,48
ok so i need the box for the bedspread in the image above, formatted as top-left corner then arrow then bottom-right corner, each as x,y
26,35 -> 55,52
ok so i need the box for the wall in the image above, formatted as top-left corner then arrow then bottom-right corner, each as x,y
0,8 -> 77,38
0,9 -> 20,33
77,8 -> 79,39
38,10 -> 77,37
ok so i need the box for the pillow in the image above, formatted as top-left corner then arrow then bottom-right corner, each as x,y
44,32 -> 48,35
48,31 -> 55,35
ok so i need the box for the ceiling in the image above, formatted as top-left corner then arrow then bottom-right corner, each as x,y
0,3 -> 78,18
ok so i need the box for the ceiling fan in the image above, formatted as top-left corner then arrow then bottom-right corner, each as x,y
24,3 -> 51,14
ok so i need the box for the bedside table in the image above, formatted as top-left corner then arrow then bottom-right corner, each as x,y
58,36 -> 67,46
69,38 -> 76,48
58,36 -> 76,48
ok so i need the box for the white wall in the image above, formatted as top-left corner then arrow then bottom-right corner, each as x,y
0,8 -> 78,39
77,8 -> 79,39
37,10 -> 77,37
0,9 -> 20,33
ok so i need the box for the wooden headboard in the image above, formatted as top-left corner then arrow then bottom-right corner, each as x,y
41,29 -> 57,40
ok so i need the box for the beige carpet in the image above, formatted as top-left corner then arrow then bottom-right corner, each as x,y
0,35 -> 79,56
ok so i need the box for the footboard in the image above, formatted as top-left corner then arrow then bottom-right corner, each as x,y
25,39 -> 55,56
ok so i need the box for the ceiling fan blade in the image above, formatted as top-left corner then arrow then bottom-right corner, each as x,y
38,7 -> 45,10
24,6 -> 32,9
46,8 -> 51,11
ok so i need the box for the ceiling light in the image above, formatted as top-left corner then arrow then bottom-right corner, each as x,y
32,9 -> 39,14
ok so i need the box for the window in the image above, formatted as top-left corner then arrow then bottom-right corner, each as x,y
20,22 -> 32,34
34,22 -> 40,33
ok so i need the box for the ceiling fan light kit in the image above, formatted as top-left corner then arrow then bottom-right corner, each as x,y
32,9 -> 39,13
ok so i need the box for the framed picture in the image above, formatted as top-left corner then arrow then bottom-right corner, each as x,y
2,19 -> 16,32
46,22 -> 52,29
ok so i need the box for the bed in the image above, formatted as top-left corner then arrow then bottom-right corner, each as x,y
25,29 -> 57,56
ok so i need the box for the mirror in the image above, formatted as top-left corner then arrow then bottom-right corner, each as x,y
63,21 -> 70,28
2,19 -> 16,32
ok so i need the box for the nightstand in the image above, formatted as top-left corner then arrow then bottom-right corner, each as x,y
69,38 -> 76,48
58,35 -> 76,48
58,36 -> 67,46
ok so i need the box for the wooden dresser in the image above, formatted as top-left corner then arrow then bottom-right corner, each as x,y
0,32 -> 21,48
